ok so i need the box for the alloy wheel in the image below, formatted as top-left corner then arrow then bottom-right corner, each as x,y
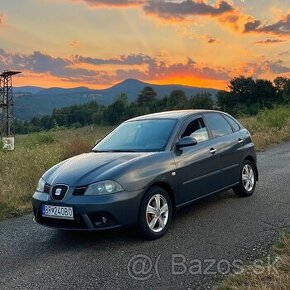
242,164 -> 255,192
146,194 -> 169,233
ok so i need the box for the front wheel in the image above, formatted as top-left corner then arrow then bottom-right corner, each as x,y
139,186 -> 172,240
233,160 -> 257,197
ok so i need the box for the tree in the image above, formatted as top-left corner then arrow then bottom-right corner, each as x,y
254,79 -> 276,108
274,77 -> 290,104
137,86 -> 157,107
103,93 -> 129,125
189,93 -> 214,110
167,90 -> 188,109
229,76 -> 256,105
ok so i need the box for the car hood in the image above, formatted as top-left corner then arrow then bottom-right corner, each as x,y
43,152 -> 154,186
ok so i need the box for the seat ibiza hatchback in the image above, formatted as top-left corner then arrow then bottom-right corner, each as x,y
32,110 -> 258,239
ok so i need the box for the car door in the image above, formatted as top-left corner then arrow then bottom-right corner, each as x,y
173,115 -> 221,206
203,112 -> 244,189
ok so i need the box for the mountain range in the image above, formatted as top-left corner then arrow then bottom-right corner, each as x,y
14,79 -> 218,121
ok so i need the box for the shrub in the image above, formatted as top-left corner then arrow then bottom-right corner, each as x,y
22,132 -> 57,148
257,106 -> 290,129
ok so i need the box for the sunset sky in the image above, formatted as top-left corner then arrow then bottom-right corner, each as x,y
0,0 -> 289,89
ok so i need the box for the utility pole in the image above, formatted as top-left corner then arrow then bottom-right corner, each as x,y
0,70 -> 21,150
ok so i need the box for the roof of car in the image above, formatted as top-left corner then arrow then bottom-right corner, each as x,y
128,109 -> 223,121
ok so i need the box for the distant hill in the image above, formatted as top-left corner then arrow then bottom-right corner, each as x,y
14,79 -> 218,120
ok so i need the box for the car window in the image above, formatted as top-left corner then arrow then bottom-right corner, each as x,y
204,113 -> 233,138
181,118 -> 209,143
93,119 -> 177,152
223,114 -> 240,132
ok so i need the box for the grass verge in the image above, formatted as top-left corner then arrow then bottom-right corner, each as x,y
240,106 -> 290,151
215,229 -> 290,290
0,126 -> 113,220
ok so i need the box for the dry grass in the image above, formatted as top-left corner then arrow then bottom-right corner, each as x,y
0,126 -> 113,220
215,230 -> 290,290
239,106 -> 290,151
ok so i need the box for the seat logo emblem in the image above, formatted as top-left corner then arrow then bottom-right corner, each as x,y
55,188 -> 62,196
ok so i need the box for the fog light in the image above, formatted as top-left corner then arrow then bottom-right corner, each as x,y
94,215 -> 108,227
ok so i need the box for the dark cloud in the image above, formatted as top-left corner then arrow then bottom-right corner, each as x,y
244,14 -> 290,35
207,36 -> 219,44
115,57 -> 230,81
143,0 -> 234,19
75,53 -> 155,65
264,60 -> 290,74
0,48 -> 230,85
255,38 -> 285,44
0,50 -> 96,78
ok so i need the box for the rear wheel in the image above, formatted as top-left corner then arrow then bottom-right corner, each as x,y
233,160 -> 256,197
139,186 -> 172,240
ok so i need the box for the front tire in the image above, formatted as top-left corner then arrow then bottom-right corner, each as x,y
233,160 -> 257,197
139,186 -> 172,240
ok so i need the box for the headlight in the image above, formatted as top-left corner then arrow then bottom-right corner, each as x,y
85,180 -> 124,195
36,178 -> 46,193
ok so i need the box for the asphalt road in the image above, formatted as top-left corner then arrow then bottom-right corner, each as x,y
0,142 -> 290,290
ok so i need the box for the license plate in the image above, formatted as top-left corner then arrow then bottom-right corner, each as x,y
42,205 -> 74,220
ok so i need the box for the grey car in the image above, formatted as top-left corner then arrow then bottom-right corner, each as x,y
32,110 -> 258,239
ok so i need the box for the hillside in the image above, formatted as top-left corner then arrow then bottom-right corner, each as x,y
14,79 -> 217,120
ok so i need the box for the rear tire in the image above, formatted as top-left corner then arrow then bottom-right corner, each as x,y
139,186 -> 172,240
233,160 -> 257,197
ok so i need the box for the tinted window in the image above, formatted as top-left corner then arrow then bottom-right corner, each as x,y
181,118 -> 209,143
93,119 -> 177,152
204,113 -> 233,138
223,114 -> 240,132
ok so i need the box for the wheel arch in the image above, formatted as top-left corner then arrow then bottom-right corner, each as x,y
244,155 -> 259,181
144,181 -> 177,217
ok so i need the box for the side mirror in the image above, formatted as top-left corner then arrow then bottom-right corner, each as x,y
176,136 -> 197,149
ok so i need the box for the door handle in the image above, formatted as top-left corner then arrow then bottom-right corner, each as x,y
210,148 -> 217,154
238,138 -> 244,144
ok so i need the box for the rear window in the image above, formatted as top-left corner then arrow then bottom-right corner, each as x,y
223,114 -> 240,132
204,113 -> 233,138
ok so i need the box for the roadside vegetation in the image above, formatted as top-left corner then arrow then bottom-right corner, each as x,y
216,229 -> 290,290
0,126 -> 113,220
240,106 -> 290,150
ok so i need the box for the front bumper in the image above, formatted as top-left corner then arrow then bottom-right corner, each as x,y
32,189 -> 144,231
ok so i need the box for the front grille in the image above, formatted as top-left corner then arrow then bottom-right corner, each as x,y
51,185 -> 69,200
44,183 -> 51,194
73,186 -> 88,196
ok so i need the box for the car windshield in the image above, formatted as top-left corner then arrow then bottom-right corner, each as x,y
93,119 -> 177,152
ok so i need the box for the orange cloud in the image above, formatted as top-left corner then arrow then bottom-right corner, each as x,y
73,0 -> 144,8
2,48 -> 289,90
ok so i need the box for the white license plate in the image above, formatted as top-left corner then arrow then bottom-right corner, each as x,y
42,205 -> 74,220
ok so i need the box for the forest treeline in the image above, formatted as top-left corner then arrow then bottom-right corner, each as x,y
16,76 -> 290,134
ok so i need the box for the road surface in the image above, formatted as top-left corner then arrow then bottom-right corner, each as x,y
0,142 -> 290,289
